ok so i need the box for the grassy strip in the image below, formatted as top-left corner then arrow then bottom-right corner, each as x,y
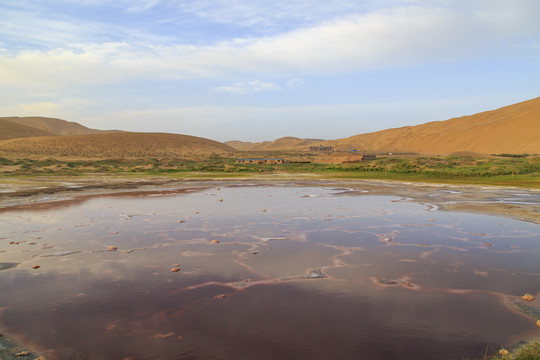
3,171 -> 536,190
1,156 -> 539,188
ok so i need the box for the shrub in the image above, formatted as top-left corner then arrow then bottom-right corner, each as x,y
0,157 -> 14,166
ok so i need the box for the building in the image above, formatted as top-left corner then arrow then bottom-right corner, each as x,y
313,153 -> 376,164
235,158 -> 285,164
360,154 -> 376,161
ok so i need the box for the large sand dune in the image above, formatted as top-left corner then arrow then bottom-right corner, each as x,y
0,132 -> 236,159
324,97 -> 540,155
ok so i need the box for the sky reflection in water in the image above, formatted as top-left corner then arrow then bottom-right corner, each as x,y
0,185 -> 539,360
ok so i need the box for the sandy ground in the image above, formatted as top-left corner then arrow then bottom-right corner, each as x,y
0,175 -> 538,223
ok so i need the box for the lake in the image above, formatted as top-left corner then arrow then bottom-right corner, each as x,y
0,183 -> 539,359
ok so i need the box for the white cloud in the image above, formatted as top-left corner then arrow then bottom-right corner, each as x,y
215,80 -> 280,94
0,98 -> 92,118
5,102 -> 60,114
124,0 -> 162,13
0,2 -> 538,90
286,78 -> 304,89
172,0 -> 365,32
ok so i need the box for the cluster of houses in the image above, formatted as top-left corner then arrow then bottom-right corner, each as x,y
235,158 -> 285,164
235,146 -> 375,165
308,145 -> 335,152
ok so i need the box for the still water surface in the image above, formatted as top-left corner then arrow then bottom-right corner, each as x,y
0,184 -> 539,359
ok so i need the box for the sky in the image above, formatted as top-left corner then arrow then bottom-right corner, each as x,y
0,0 -> 539,142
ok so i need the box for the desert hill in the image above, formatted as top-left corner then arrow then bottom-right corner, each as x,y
227,97 -> 540,155
0,132 -> 237,159
2,97 -> 537,158
323,96 -> 540,155
226,137 -> 325,151
0,116 -> 117,138
0,119 -> 57,140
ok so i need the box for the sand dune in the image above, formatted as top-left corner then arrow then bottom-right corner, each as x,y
0,119 -> 57,140
324,97 -> 540,155
0,132 -> 236,159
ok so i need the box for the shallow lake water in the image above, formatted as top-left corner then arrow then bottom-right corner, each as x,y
0,184 -> 539,360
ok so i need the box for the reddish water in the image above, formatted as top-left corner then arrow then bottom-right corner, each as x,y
0,184 -> 539,359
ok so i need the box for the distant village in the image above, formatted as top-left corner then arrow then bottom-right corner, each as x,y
235,146 -> 376,165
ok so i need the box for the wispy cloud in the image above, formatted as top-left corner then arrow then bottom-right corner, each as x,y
2,2 -> 538,90
286,78 -> 305,89
5,102 -> 61,114
173,0 -> 366,33
216,80 -> 280,94
124,0 -> 162,13
0,9 -> 85,48
0,3 -> 177,49
0,98 -> 92,118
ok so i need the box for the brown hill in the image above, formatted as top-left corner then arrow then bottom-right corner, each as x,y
323,97 -> 540,155
226,137 -> 324,151
1,116 -> 116,137
0,132 -> 237,159
0,119 -> 57,140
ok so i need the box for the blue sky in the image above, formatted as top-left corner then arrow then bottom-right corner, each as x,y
1,0 -> 539,142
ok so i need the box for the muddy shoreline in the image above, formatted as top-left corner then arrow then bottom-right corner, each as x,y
1,175 -> 538,223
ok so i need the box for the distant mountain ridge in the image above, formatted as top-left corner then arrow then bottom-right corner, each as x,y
225,137 -> 325,151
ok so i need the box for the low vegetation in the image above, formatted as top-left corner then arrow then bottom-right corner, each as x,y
492,153 -> 531,158
483,341 -> 540,360
1,155 -> 538,188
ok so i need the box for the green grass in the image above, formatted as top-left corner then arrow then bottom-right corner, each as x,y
487,341 -> 540,360
1,156 -> 539,188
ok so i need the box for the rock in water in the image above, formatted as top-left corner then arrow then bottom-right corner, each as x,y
301,269 -> 327,279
